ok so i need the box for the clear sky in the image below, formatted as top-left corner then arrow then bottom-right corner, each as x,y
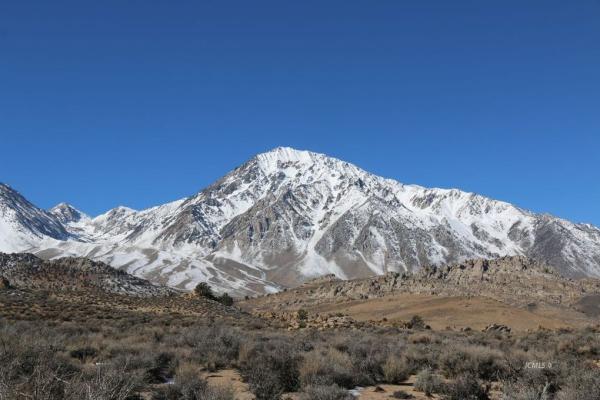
1,1 -> 599,224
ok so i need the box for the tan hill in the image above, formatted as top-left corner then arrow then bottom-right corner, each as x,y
0,253 -> 261,327
241,256 -> 600,331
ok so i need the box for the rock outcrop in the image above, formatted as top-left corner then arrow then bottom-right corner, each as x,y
255,310 -> 362,330
0,253 -> 176,297
245,256 -> 600,313
483,323 -> 512,334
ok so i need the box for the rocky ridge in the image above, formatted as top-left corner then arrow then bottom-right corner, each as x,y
0,252 -> 176,297
248,256 -> 600,312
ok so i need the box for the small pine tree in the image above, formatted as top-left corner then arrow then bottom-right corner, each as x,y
194,282 -> 215,300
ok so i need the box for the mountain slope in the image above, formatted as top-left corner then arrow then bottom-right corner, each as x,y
0,184 -> 69,252
1,147 -> 600,295
50,202 -> 89,224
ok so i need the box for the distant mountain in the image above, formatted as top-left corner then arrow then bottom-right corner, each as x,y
1,147 -> 600,295
49,202 -> 89,224
0,183 -> 69,252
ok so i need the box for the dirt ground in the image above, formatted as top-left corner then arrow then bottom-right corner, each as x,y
202,369 -> 255,400
203,370 -> 504,400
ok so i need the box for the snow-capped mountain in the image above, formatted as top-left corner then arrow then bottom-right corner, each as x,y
0,183 -> 69,252
50,202 -> 89,224
1,147 -> 600,295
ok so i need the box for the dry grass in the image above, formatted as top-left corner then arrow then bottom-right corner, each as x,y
0,287 -> 599,400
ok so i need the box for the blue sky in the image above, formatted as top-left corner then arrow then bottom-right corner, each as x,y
1,1 -> 599,224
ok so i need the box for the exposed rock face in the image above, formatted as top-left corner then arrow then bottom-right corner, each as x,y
246,256 -> 600,312
2,148 -> 600,295
483,324 -> 511,334
49,203 -> 88,224
0,253 -> 176,297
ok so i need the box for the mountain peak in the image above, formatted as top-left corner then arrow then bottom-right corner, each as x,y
252,147 -> 367,180
262,146 -> 313,156
254,147 -> 319,168
0,184 -> 69,251
49,203 -> 88,224
51,202 -> 73,211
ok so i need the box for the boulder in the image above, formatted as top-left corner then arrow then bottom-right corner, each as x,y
483,323 -> 511,334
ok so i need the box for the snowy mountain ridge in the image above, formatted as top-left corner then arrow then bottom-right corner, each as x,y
1,147 -> 600,295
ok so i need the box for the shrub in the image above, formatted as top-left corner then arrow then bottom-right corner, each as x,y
300,384 -> 353,400
156,383 -> 234,400
241,338 -> 300,399
500,365 -> 560,400
392,390 -> 415,399
297,309 -> 308,320
501,380 -> 553,400
345,336 -> 389,386
243,359 -> 284,400
69,346 -> 99,362
172,363 -> 207,398
409,333 -> 432,344
0,343 -> 79,399
403,344 -> 437,372
382,355 -> 410,384
145,352 -> 176,384
219,293 -> 234,306
414,368 -> 443,396
66,363 -> 142,400
15,357 -> 69,400
442,373 -> 490,400
408,315 -> 426,329
440,345 -> 507,381
555,370 -> 600,400
300,349 -> 355,389
154,363 -> 235,400
190,325 -> 240,371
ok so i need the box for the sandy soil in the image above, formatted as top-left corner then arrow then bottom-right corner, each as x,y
202,369 -> 255,400
205,371 -> 504,400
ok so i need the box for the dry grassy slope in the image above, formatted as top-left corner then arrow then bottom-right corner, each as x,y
0,252 -> 264,327
241,256 -> 600,331
0,286 -> 261,329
